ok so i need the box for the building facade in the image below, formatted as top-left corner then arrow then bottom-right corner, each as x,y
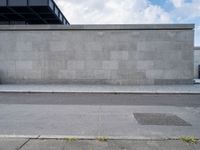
0,0 -> 69,25
194,47 -> 200,79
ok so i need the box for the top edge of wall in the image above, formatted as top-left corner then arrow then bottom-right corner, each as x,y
194,47 -> 200,50
0,24 -> 195,31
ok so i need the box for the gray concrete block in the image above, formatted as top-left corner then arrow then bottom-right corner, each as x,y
137,61 -> 154,71
13,69 -> 42,80
85,61 -> 102,69
146,70 -> 164,79
110,51 -> 129,60
45,60 -> 66,71
91,50 -> 110,60
49,41 -> 66,51
16,41 -> 32,51
94,70 -> 111,79
103,61 -> 119,70
58,70 -> 76,79
175,30 -> 194,42
67,61 -> 85,70
16,61 -> 33,70
136,51 -> 155,60
137,42 -> 157,51
74,50 -> 90,60
118,61 -> 137,71
15,51 -> 39,60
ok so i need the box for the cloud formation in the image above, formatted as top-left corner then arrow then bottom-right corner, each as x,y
55,0 -> 200,45
170,0 -> 200,21
56,0 -> 171,24
195,26 -> 200,46
169,0 -> 185,7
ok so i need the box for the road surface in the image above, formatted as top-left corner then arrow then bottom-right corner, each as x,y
0,93 -> 199,139
0,93 -> 199,106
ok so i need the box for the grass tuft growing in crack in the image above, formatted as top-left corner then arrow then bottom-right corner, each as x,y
96,136 -> 108,142
180,136 -> 198,144
64,137 -> 78,142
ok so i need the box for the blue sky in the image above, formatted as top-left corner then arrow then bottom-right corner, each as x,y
56,0 -> 200,46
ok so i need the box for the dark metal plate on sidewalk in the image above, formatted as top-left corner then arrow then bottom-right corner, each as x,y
133,113 -> 191,126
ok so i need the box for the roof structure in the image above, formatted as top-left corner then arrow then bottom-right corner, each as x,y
0,0 -> 69,25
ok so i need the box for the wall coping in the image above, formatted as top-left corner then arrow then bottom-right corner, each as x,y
0,24 -> 194,31
194,47 -> 200,50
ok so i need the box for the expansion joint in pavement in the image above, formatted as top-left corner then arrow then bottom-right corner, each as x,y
16,135 -> 40,150
17,138 -> 31,150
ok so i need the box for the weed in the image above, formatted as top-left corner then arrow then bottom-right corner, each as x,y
96,136 -> 108,142
180,136 -> 198,144
64,137 -> 78,142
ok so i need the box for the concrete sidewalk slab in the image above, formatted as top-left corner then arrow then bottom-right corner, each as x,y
0,138 -> 199,150
22,140 -> 200,150
0,84 -> 200,94
0,138 -> 29,150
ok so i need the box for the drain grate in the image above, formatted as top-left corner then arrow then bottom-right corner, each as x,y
133,113 -> 191,126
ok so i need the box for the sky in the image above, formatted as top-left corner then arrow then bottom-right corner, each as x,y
55,0 -> 200,46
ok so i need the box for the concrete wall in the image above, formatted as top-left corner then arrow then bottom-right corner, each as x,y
0,24 -> 194,85
194,47 -> 200,78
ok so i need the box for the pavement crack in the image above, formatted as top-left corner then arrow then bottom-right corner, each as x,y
17,138 -> 31,150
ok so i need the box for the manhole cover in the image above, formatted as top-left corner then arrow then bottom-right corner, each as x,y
133,113 -> 191,126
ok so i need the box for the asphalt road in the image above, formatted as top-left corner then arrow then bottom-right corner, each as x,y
0,93 -> 200,138
0,93 -> 199,106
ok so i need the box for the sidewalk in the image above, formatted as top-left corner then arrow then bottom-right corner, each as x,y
0,84 -> 200,94
0,138 -> 199,150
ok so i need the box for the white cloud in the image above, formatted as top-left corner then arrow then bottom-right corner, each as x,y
169,0 -> 185,7
55,0 -> 171,24
170,0 -> 200,20
195,26 -> 200,46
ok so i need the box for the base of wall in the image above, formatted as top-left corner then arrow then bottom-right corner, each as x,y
154,79 -> 193,85
0,78 -> 193,85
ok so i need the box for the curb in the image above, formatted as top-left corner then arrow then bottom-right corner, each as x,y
0,84 -> 200,94
0,91 -> 200,94
0,135 -> 199,140
0,89 -> 200,94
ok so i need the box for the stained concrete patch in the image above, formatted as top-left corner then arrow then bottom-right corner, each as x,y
134,113 -> 191,126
